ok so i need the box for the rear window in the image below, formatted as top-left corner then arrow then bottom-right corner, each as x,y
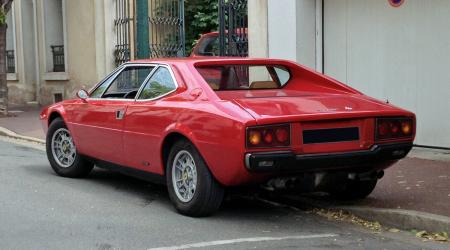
195,65 -> 291,90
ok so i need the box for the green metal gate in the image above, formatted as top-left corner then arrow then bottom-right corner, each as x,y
114,0 -> 185,65
219,0 -> 248,57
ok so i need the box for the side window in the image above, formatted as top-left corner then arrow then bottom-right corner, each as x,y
198,36 -> 219,56
138,67 -> 177,100
90,69 -> 120,98
102,66 -> 154,99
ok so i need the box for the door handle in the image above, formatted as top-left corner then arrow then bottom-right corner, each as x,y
116,109 -> 125,120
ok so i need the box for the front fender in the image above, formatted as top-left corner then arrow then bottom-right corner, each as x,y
40,104 -> 69,140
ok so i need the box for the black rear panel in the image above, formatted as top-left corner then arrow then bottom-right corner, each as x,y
303,127 -> 359,144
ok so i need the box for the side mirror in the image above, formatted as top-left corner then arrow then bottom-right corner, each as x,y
76,89 -> 89,102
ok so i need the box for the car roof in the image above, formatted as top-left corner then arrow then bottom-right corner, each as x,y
129,57 -> 297,67
200,29 -> 248,36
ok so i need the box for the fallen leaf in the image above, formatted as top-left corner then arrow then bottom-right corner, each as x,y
415,230 -> 449,243
388,228 -> 400,233
434,235 -> 447,242
416,231 -> 427,237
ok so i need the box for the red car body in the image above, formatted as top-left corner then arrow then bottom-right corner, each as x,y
190,30 -> 248,58
41,58 -> 415,215
191,32 -> 220,57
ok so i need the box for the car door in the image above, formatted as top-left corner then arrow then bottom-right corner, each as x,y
68,65 -> 155,165
122,66 -> 179,173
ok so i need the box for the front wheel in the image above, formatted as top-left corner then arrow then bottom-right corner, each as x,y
330,179 -> 378,200
46,118 -> 94,178
166,139 -> 224,217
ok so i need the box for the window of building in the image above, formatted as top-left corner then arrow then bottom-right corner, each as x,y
6,4 -> 16,74
43,0 -> 65,73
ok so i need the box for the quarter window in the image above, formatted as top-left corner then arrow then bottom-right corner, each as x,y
138,67 -> 177,100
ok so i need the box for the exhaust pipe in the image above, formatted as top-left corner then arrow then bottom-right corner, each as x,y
348,170 -> 384,181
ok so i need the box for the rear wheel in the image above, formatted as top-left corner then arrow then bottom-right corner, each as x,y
330,179 -> 377,200
166,139 -> 224,217
46,118 -> 94,178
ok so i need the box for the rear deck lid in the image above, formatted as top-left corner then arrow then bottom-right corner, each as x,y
227,92 -> 399,123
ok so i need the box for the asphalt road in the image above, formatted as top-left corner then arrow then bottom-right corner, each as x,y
0,138 -> 447,250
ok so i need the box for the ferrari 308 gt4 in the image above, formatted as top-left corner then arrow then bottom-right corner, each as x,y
41,58 -> 415,216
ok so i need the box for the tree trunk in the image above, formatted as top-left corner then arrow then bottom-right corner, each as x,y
0,23 -> 7,115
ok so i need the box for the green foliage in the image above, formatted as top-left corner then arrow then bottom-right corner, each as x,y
0,0 -> 13,26
0,7 -> 6,25
184,0 -> 219,54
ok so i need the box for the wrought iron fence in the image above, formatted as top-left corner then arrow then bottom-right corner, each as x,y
148,0 -> 185,58
6,50 -> 15,73
219,0 -> 248,57
50,45 -> 65,72
114,0 -> 185,65
114,0 -> 134,66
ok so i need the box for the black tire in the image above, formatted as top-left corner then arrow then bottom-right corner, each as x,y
330,179 -> 377,200
166,139 -> 224,217
46,118 -> 94,178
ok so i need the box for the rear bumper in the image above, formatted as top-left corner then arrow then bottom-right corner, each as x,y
245,142 -> 413,173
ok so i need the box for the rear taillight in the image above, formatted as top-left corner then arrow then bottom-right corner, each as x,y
246,124 -> 290,148
376,117 -> 414,141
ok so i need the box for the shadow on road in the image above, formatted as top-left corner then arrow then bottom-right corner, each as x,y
22,161 -> 376,221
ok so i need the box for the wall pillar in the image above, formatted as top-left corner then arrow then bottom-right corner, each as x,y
248,0 -> 268,58
253,0 -> 319,70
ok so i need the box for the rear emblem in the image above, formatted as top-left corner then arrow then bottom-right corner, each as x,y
316,108 -> 337,112
345,106 -> 353,111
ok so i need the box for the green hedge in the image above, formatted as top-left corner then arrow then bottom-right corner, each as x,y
184,0 -> 219,54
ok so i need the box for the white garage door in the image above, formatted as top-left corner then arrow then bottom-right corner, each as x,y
323,0 -> 450,148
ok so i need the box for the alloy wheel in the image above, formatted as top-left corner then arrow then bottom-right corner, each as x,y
171,150 -> 198,203
51,128 -> 76,168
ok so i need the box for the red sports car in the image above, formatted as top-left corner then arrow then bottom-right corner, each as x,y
191,31 -> 220,57
41,58 -> 415,216
190,30 -> 247,57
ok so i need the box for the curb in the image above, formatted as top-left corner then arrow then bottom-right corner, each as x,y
281,195 -> 450,234
0,126 -> 45,145
337,206 -> 450,234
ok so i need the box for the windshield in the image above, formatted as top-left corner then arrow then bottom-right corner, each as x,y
195,65 -> 291,91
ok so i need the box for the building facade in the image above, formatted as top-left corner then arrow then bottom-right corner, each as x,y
6,0 -> 116,106
249,0 -> 450,148
7,0 -> 449,148
6,0 -> 185,107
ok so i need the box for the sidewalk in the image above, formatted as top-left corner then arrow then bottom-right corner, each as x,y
0,106 -> 449,231
287,151 -> 450,218
0,105 -> 45,140
363,153 -> 450,217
